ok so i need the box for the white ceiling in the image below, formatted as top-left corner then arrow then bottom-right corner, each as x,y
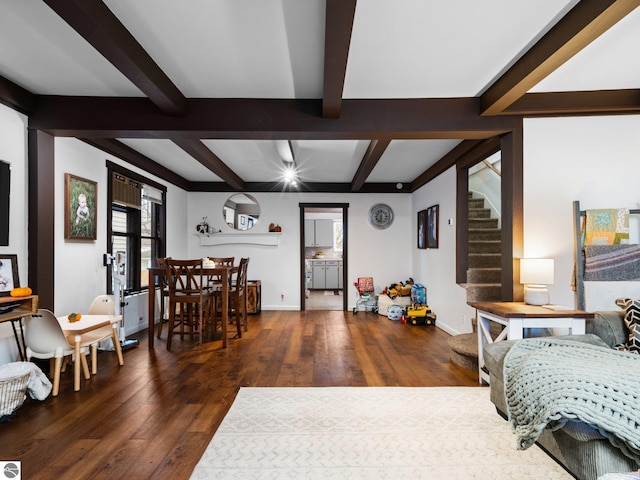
0,1 -> 638,189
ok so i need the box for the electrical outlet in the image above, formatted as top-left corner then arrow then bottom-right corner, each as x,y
281,291 -> 285,301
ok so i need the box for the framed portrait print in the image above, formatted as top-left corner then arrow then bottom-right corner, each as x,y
417,209 -> 427,249
427,204 -> 439,249
64,173 -> 97,240
0,254 -> 19,296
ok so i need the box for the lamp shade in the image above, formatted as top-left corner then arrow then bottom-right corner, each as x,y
520,258 -> 554,285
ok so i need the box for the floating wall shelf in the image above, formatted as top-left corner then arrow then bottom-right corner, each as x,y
197,232 -> 281,246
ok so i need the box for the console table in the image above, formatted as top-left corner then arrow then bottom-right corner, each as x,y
469,301 -> 594,384
0,295 -> 38,361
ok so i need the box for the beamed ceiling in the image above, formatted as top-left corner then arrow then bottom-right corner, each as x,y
1,0 -> 639,193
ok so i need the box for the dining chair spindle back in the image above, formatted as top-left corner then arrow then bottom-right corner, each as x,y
165,258 -> 213,351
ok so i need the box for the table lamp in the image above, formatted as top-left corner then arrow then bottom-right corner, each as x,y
520,258 -> 554,306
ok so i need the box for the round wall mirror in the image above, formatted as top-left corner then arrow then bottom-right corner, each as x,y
223,194 -> 260,231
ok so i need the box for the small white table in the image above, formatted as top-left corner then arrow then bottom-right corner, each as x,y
470,302 -> 594,384
58,314 -> 124,391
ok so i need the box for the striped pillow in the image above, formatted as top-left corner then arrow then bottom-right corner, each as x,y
615,298 -> 640,353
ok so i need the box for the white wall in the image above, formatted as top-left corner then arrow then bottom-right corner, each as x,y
523,115 -> 640,309
53,138 -> 190,336
188,192 -> 413,309
0,105 -> 29,363
412,167 -> 476,336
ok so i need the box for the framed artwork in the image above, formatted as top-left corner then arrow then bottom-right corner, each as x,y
427,204 -> 439,249
417,209 -> 427,249
64,173 -> 97,240
0,254 -> 19,296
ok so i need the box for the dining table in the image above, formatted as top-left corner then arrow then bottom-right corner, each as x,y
147,264 -> 237,348
57,314 -> 124,392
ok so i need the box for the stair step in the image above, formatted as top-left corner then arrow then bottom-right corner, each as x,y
469,228 -> 501,241
468,198 -> 485,209
447,333 -> 478,372
469,208 -> 491,219
469,218 -> 498,229
469,253 -> 501,268
466,284 -> 502,303
468,240 -> 501,254
467,267 -> 501,283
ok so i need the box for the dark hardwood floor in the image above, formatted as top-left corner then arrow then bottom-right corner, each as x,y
1,310 -> 481,479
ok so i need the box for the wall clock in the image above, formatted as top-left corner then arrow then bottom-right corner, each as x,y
368,203 -> 394,230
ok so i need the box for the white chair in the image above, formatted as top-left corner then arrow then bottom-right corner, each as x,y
85,294 -> 119,375
24,309 -> 91,396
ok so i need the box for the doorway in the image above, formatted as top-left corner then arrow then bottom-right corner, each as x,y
299,203 -> 349,311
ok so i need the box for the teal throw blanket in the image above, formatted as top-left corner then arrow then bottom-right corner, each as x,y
504,338 -> 640,463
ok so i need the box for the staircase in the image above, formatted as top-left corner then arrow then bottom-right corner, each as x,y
448,193 -> 503,371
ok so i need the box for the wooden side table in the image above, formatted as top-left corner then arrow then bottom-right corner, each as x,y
247,280 -> 261,314
469,301 -> 595,384
0,295 -> 38,361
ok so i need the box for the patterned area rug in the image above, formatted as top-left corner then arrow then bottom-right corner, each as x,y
190,387 -> 571,479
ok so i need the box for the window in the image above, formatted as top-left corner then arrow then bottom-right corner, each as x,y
333,221 -> 343,252
108,163 -> 166,294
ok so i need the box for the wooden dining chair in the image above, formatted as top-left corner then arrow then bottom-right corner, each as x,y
205,257 -> 235,290
165,258 -> 214,351
229,257 -> 250,334
152,257 -> 169,340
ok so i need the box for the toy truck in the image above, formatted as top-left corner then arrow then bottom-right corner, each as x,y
406,304 -> 436,326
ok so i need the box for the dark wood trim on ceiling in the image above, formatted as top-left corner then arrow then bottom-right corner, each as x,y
350,139 -> 390,191
43,0 -> 187,116
0,75 -> 36,115
29,97 -> 521,139
189,181 -> 412,194
410,139 -> 482,192
480,0 -> 639,116
505,89 -> 640,116
322,0 -> 357,119
456,137 -> 501,170
81,138 -> 191,190
171,139 -> 245,191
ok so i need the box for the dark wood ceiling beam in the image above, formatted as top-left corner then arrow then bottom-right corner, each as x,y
0,75 -> 36,115
172,139 -> 245,191
410,140 -> 482,192
191,181 -> 411,193
43,0 -> 187,115
505,89 -> 640,116
480,0 -> 639,116
456,136 -> 501,170
322,0 -> 357,119
81,138 -> 190,190
30,97 -> 521,139
350,139 -> 390,191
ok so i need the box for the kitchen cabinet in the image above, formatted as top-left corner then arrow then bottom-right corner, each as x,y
311,260 -> 343,289
325,261 -> 343,289
305,219 -> 334,247
312,263 -> 326,289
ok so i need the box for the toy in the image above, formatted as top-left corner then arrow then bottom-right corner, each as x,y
406,305 -> 436,326
383,278 -> 415,299
387,304 -> 403,321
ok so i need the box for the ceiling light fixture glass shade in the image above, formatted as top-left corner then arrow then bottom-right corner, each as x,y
520,258 -> 554,306
283,164 -> 298,187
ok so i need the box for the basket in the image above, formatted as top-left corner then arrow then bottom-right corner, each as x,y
0,371 -> 30,420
